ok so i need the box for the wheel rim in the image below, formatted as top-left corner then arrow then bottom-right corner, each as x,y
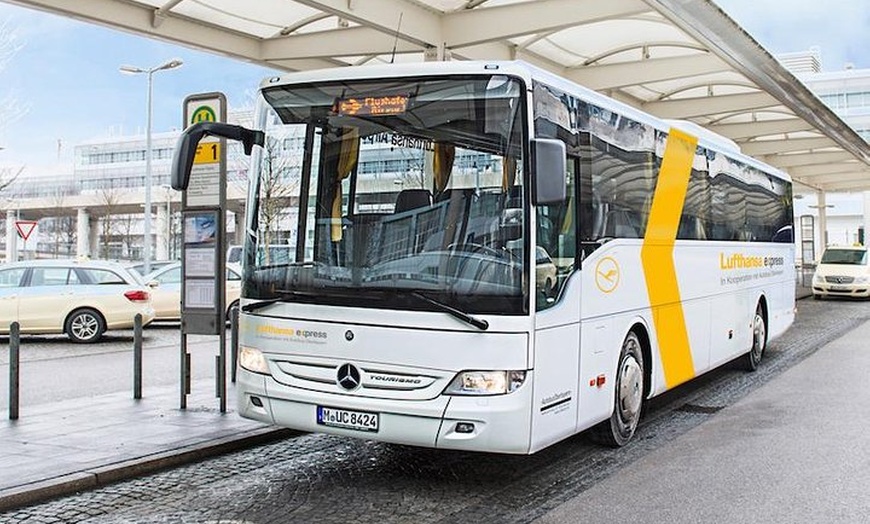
751,311 -> 766,362
71,313 -> 99,341
617,340 -> 643,429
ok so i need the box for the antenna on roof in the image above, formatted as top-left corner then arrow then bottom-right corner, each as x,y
390,12 -> 403,64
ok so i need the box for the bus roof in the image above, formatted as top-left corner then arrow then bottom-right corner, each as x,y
259,60 -> 791,184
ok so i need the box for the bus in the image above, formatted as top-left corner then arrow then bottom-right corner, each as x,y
171,61 -> 794,454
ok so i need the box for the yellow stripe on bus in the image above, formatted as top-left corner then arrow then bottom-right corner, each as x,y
641,128 -> 698,389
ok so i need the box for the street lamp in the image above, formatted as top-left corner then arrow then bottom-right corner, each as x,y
119,58 -> 183,275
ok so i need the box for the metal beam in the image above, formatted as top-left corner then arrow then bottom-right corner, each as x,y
1,0 -> 345,71
648,0 -> 870,166
643,91 -> 779,119
761,151 -> 855,169
819,179 -> 870,192
262,26 -> 421,60
443,0 -> 649,48
292,0 -> 442,48
566,53 -> 729,91
741,137 -> 836,156
797,170 -> 870,186
787,162 -> 863,178
711,119 -> 814,140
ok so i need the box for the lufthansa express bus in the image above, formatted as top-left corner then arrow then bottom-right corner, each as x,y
171,61 -> 794,454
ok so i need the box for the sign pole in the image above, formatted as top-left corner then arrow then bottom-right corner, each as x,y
179,92 -> 228,412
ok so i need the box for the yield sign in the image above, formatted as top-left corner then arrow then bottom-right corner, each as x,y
15,220 -> 37,241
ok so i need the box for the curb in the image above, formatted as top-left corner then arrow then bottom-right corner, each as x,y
0,427 -> 295,513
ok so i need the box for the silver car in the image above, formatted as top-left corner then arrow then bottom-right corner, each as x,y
0,259 -> 155,343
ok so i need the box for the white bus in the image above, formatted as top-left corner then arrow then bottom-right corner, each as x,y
171,61 -> 794,454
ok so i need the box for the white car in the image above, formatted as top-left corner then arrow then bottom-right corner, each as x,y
144,262 -> 242,321
812,246 -> 870,299
535,246 -> 557,295
0,259 -> 155,343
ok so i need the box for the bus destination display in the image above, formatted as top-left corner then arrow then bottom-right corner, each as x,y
335,95 -> 408,116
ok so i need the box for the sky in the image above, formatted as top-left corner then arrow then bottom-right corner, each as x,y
0,0 -> 868,174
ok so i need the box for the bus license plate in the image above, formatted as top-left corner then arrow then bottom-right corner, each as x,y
317,406 -> 379,432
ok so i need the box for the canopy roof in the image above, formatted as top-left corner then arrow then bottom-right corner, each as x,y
10,0 -> 870,192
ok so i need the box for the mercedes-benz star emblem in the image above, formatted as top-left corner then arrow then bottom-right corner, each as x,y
337,363 -> 361,391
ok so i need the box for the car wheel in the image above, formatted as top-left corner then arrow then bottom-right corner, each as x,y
813,294 -> 821,300
65,308 -> 105,344
591,330 -> 644,447
741,303 -> 767,372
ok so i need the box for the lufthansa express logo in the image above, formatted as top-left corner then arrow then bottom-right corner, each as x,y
595,256 -> 620,293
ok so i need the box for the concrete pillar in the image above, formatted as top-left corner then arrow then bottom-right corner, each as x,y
76,208 -> 90,259
5,209 -> 17,263
864,191 -> 870,247
817,190 -> 828,249
89,216 -> 100,259
233,210 -> 245,245
155,204 -> 168,261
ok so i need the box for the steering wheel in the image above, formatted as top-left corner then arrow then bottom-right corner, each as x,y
447,242 -> 505,257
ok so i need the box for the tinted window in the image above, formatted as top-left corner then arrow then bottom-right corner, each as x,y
709,152 -> 792,243
80,268 -> 127,285
30,267 -> 75,286
821,249 -> 867,265
156,267 -> 182,284
0,268 -> 26,288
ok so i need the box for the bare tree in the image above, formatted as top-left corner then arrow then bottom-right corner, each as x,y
0,165 -> 23,194
47,190 -> 76,258
116,214 -> 137,260
95,187 -> 123,259
258,136 -> 300,259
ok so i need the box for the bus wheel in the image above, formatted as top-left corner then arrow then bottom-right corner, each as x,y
741,304 -> 767,372
592,331 -> 644,447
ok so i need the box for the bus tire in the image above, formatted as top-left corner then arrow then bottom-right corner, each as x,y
741,303 -> 767,372
591,330 -> 644,447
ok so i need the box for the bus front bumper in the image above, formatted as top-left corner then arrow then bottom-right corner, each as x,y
237,369 -> 534,454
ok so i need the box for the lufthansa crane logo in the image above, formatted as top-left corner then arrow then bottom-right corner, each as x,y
595,256 -> 620,294
337,363 -> 361,391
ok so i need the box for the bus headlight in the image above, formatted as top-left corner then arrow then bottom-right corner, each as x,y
444,370 -> 526,395
239,346 -> 270,375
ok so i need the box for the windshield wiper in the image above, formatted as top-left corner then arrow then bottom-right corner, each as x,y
243,288 -> 489,331
241,289 -> 319,312
241,296 -> 283,313
410,291 -> 489,331
243,288 -> 361,313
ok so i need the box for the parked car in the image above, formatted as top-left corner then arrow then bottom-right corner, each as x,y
812,246 -> 870,300
143,262 -> 242,321
535,246 -> 557,295
227,244 -> 292,265
127,260 -> 177,276
0,259 -> 155,343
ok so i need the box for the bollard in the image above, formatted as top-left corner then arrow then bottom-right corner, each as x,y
9,322 -> 20,420
133,314 -> 143,400
215,355 -> 221,398
230,307 -> 239,383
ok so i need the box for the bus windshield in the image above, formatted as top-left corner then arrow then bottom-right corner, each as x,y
243,75 -> 528,315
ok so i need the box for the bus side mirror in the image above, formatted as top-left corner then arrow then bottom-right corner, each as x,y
532,138 -> 566,205
170,122 -> 265,191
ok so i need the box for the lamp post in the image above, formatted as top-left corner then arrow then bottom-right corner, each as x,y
120,58 -> 183,275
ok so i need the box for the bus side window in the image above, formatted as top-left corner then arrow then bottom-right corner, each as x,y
536,155 -> 577,310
